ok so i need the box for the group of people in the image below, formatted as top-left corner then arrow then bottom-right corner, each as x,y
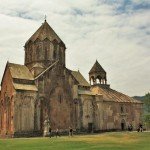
48,127 -> 74,138
48,123 -> 144,138
49,127 -> 60,138
128,123 -> 143,132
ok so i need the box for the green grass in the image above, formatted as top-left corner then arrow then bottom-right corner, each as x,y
0,132 -> 150,150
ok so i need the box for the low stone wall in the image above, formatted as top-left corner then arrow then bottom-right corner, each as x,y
13,131 -> 42,138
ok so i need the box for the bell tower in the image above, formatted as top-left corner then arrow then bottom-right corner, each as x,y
89,60 -> 107,85
24,20 -> 66,73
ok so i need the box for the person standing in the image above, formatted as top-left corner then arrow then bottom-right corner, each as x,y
139,123 -> 143,132
69,127 -> 73,137
56,128 -> 60,138
49,126 -> 52,138
137,123 -> 143,132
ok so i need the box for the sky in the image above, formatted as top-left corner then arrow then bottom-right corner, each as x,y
0,0 -> 149,96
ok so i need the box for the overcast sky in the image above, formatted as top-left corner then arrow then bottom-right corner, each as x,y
0,0 -> 149,96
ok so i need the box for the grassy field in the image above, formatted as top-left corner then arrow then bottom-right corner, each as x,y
0,132 -> 149,150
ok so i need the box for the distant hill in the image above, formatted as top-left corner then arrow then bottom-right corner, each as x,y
132,96 -> 145,101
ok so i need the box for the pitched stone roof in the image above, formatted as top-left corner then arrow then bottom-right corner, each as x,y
91,85 -> 142,104
32,63 -> 44,68
71,71 -> 90,87
13,83 -> 38,91
78,89 -> 97,95
25,20 -> 64,46
7,63 -> 38,91
89,60 -> 106,74
8,63 -> 34,80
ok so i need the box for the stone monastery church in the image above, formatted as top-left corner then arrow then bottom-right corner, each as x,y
0,20 -> 142,137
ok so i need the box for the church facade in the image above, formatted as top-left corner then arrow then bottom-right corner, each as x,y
0,20 -> 143,137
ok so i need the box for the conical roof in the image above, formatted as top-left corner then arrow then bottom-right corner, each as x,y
89,60 -> 106,74
25,20 -> 65,46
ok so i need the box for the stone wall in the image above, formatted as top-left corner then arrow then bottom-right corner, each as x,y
78,93 -> 143,132
0,67 -> 15,136
35,65 -> 78,132
13,90 -> 37,134
95,101 -> 143,131
78,94 -> 96,131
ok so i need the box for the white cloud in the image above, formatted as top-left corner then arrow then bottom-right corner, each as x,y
0,0 -> 149,96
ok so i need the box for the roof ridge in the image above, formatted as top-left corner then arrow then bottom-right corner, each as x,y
8,62 -> 25,66
25,21 -> 64,46
71,70 -> 90,87
89,60 -> 106,74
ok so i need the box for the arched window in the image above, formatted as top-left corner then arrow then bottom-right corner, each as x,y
29,44 -> 32,62
50,42 -> 54,60
121,106 -> 124,113
59,49 -> 62,63
45,49 -> 47,61
53,42 -> 57,60
36,45 -> 40,60
1,100 -> 4,129
60,47 -> 64,64
53,50 -> 56,60
58,93 -> 63,103
90,76 -> 94,85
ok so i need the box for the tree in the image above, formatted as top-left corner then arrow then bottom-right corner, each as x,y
144,93 -> 150,113
143,93 -> 150,130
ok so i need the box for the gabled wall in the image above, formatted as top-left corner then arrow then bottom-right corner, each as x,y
34,65 -> 78,132
0,67 -> 15,137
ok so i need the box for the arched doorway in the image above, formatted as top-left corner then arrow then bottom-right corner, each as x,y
121,119 -> 126,130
